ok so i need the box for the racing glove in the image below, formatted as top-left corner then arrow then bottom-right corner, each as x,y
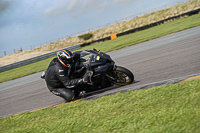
83,71 -> 93,83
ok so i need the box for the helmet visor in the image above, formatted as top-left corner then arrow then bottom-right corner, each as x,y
62,58 -> 72,65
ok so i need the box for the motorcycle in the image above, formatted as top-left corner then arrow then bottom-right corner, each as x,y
41,48 -> 134,97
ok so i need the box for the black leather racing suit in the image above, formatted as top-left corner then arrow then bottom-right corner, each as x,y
45,57 -> 82,101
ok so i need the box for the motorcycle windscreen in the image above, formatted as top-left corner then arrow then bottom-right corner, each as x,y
80,51 -> 107,67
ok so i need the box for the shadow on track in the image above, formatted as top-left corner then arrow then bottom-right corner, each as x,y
74,81 -> 140,101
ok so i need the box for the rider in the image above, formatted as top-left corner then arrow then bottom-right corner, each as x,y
44,49 -> 86,102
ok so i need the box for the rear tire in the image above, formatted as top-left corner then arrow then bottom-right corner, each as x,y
107,66 -> 134,85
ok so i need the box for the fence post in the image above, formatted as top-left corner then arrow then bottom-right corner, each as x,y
4,51 -> 6,56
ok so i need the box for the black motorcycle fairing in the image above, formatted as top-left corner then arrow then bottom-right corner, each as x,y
94,63 -> 113,74
79,50 -> 115,68
99,52 -> 113,62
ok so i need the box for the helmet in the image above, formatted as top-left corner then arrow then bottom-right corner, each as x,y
56,50 -> 73,67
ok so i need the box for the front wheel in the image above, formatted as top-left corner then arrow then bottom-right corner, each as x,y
107,66 -> 134,85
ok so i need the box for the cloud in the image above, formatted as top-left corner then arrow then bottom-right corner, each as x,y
114,0 -> 138,6
0,0 -> 11,14
82,0 -> 100,11
99,0 -> 109,14
44,0 -> 79,18
82,0 -> 108,14
67,0 -> 80,13
44,0 -> 108,19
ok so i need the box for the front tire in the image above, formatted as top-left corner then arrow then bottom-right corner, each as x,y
107,66 -> 134,85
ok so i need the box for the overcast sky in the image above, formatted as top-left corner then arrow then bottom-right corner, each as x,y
0,0 -> 187,56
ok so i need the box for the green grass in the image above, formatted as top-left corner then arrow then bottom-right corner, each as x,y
0,57 -> 55,82
1,13 -> 200,83
1,79 -> 200,133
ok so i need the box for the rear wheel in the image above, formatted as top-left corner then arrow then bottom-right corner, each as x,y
107,66 -> 134,85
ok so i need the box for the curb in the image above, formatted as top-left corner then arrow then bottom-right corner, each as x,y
181,75 -> 200,82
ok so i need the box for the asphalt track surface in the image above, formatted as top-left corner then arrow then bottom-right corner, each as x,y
0,26 -> 200,118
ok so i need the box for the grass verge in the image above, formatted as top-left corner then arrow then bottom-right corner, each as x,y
1,79 -> 200,132
0,57 -> 55,82
0,13 -> 200,83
